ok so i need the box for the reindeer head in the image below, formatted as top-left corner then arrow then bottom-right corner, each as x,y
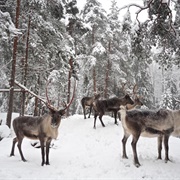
121,94 -> 134,105
48,108 -> 66,127
94,93 -> 100,100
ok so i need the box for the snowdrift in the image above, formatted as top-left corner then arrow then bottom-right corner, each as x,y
0,113 -> 180,179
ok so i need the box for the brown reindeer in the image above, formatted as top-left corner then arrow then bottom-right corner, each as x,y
93,94 -> 134,129
119,106 -> 174,167
81,93 -> 100,119
92,84 -> 143,129
10,80 -> 76,166
117,95 -> 144,120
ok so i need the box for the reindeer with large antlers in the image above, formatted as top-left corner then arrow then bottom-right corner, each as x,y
10,79 -> 76,166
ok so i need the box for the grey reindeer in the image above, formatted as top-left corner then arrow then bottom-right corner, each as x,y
119,106 -> 175,167
10,80 -> 76,166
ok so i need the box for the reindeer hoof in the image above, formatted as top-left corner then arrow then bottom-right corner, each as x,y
157,157 -> 162,160
122,155 -> 128,159
135,163 -> 141,168
165,158 -> 171,163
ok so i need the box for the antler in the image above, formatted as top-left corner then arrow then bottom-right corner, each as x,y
132,84 -> 144,101
45,77 -> 76,113
62,79 -> 76,111
121,82 -> 127,95
45,79 -> 58,111
132,84 -> 138,99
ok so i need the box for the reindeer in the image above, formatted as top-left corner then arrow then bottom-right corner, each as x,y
126,96 -> 143,110
81,93 -> 100,119
93,94 -> 134,129
92,84 -> 144,129
117,87 -> 144,120
157,109 -> 180,160
119,106 -> 174,167
10,80 -> 76,166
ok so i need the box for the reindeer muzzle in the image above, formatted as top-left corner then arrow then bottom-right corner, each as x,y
51,123 -> 58,128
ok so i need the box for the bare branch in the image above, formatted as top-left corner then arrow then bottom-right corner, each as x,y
119,0 -> 176,37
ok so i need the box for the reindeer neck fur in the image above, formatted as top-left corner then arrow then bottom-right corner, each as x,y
41,114 -> 61,139
119,106 -> 127,129
119,106 -> 126,120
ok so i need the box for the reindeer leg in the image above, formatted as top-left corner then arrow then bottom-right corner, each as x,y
88,105 -> 92,118
83,107 -> 86,119
45,138 -> 52,165
164,134 -> 170,163
118,112 -> 121,121
122,133 -> 130,159
157,135 -> 163,160
17,137 -> 27,162
40,137 -> 45,166
114,111 -> 118,125
99,113 -> 105,127
94,112 -> 98,129
10,137 -> 18,156
131,134 -> 141,167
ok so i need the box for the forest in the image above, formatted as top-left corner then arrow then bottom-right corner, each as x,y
0,0 -> 180,127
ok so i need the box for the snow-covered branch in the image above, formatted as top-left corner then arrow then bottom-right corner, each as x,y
14,80 -> 47,105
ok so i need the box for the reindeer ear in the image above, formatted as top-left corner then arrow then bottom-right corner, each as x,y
59,109 -> 66,116
125,94 -> 130,98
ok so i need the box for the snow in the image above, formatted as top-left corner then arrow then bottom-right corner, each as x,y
1,113 -> 180,179
92,42 -> 106,55
0,125 -> 10,139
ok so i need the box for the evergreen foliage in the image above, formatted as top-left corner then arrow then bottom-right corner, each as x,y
0,0 -> 180,116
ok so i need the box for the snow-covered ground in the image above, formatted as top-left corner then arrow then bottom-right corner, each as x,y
1,113 -> 180,179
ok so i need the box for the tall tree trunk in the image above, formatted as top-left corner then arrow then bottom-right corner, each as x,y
93,66 -> 96,93
34,74 -> 40,116
67,57 -> 73,116
92,25 -> 95,45
22,14 -> 31,116
104,41 -> 111,98
6,0 -> 21,128
104,59 -> 110,98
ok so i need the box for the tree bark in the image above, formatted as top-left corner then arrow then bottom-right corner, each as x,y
22,14 -> 31,116
6,0 -> 21,128
104,41 -> 111,98
66,57 -> 73,116
93,66 -> 96,93
104,59 -> 110,98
